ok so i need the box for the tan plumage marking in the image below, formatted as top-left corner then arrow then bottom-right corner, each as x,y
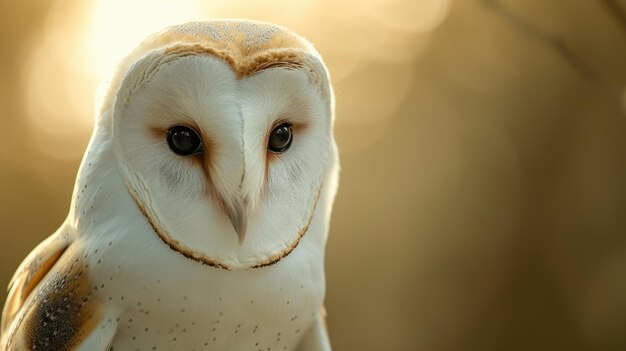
99,20 -> 327,120
320,305 -> 329,334
127,186 -> 230,270
158,21 -> 310,80
2,242 -> 103,350
266,120 -> 309,166
148,124 -> 233,238
128,184 -> 323,270
162,44 -> 307,79
250,186 -> 323,269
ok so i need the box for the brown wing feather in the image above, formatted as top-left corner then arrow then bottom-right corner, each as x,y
1,232 -> 105,351
1,233 -> 71,335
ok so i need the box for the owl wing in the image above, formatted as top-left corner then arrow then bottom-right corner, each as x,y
1,231 -> 117,351
1,232 -> 72,335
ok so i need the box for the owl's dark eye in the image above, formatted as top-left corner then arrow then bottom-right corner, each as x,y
267,123 -> 293,153
166,125 -> 203,156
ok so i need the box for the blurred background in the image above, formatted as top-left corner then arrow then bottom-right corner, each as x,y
1,0 -> 626,350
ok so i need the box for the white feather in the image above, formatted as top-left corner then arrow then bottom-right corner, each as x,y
2,20 -> 339,351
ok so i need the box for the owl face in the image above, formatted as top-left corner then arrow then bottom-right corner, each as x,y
108,22 -> 336,270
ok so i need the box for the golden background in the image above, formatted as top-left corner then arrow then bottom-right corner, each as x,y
1,0 -> 626,350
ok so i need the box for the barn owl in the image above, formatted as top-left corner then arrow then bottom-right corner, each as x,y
0,20 -> 339,351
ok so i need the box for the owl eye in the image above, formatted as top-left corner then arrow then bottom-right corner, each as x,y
267,123 -> 293,153
166,125 -> 203,156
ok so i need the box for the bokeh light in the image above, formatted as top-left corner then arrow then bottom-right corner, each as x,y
22,0 -> 450,159
2,1 -> 626,350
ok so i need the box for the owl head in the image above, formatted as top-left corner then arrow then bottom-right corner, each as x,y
85,20 -> 338,270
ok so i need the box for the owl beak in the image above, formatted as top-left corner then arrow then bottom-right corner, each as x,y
228,204 -> 248,245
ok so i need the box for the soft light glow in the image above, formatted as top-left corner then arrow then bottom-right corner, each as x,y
24,0 -> 450,159
366,0 -> 451,33
88,0 -> 203,77
5,3 -> 626,351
